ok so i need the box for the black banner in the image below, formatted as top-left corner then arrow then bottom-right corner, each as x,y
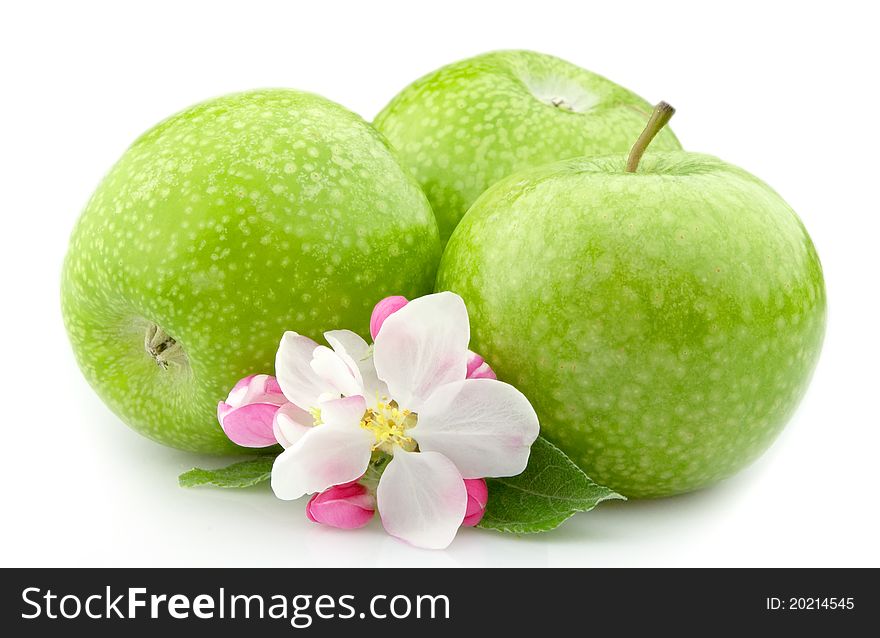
1,569 -> 875,634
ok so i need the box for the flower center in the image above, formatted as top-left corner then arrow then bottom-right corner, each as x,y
360,399 -> 417,453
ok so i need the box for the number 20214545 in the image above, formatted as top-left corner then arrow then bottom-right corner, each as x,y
766,597 -> 855,611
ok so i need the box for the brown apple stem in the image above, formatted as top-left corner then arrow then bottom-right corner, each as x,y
625,101 -> 675,173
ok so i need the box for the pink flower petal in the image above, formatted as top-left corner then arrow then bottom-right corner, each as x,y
217,401 -> 235,422
306,481 -> 376,529
462,478 -> 488,526
370,296 -> 409,339
219,402 -> 281,448
264,376 -> 283,396
466,351 -> 497,380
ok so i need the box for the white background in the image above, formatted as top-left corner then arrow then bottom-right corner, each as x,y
1,0 -> 877,567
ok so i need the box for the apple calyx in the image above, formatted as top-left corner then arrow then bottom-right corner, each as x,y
549,97 -> 574,111
625,101 -> 675,173
144,323 -> 185,370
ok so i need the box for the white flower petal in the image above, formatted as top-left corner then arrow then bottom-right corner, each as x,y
373,292 -> 470,410
324,329 -> 371,399
273,403 -> 314,449
324,330 -> 369,388
326,329 -> 386,407
376,450 -> 467,550
310,345 -> 363,398
318,395 -> 367,428
271,421 -> 373,500
275,332 -> 327,409
411,379 -> 539,478
224,376 -> 253,407
239,374 -> 284,405
324,329 -> 370,359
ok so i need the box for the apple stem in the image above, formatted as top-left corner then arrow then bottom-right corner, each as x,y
145,323 -> 183,370
625,101 -> 675,173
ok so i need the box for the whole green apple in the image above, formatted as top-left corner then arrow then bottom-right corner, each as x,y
374,49 -> 682,243
436,105 -> 825,497
62,89 -> 440,454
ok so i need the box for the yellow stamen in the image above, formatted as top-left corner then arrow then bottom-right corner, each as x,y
360,399 -> 417,453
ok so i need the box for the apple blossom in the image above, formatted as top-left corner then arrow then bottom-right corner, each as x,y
271,292 -> 539,549
306,481 -> 376,529
217,374 -> 287,447
462,479 -> 489,527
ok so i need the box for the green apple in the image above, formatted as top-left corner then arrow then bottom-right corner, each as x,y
62,89 -> 440,454
436,104 -> 825,498
374,49 -> 682,243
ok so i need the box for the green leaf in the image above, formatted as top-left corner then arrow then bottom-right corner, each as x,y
478,437 -> 624,534
179,456 -> 276,489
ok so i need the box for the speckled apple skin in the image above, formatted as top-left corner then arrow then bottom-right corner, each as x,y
374,50 -> 681,244
62,89 -> 441,454
437,153 -> 826,498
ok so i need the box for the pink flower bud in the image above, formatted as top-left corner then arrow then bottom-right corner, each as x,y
306,481 -> 376,529
217,374 -> 287,447
370,295 -> 409,339
466,352 -> 497,380
462,478 -> 488,527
